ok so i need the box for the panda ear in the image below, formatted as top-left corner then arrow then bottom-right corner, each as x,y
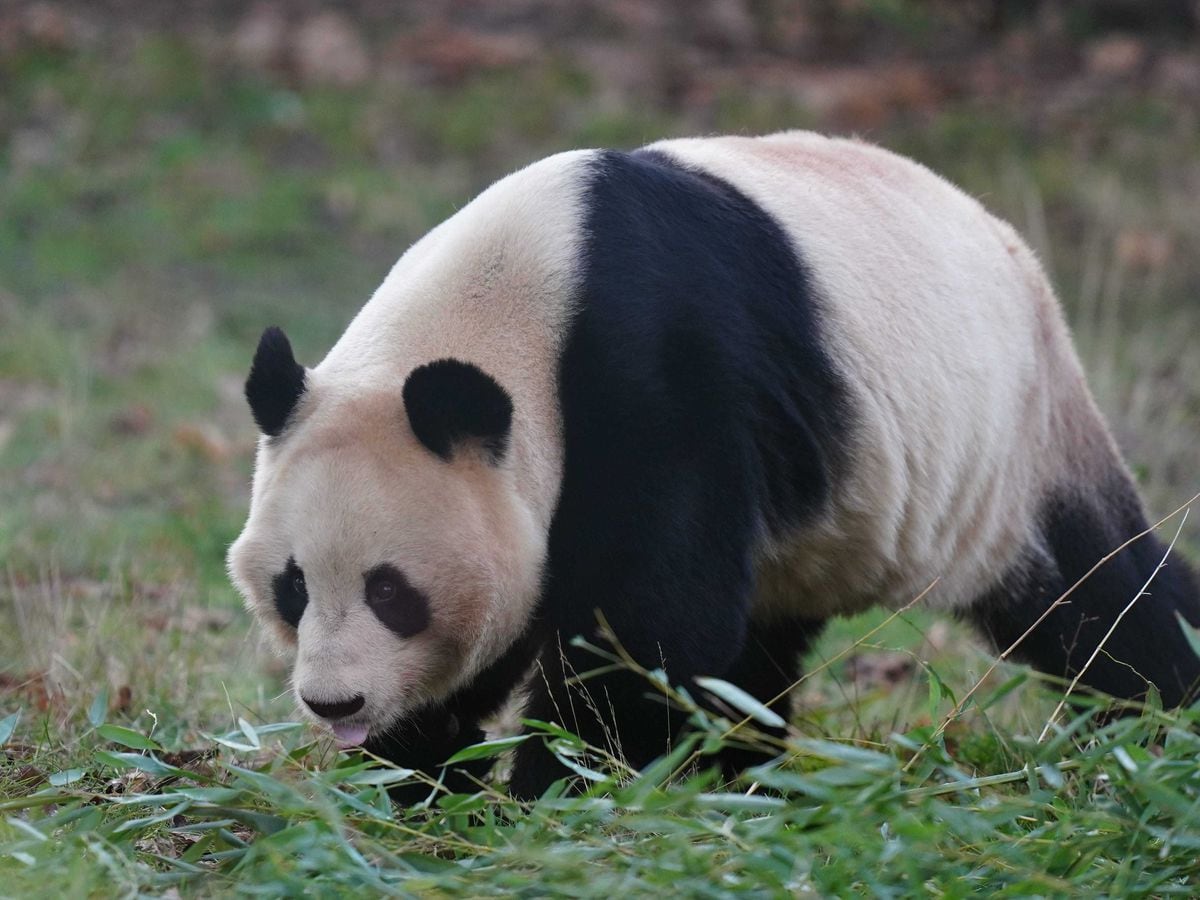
245,326 -> 307,437
402,359 -> 513,463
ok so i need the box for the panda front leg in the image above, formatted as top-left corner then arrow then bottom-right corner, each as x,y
508,322 -> 841,796
507,638 -> 697,800
709,616 -> 825,780
506,514 -> 764,798
507,613 -> 826,798
508,626 -> 750,800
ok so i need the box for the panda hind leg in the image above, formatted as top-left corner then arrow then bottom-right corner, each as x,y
702,616 -> 825,781
965,486 -> 1200,710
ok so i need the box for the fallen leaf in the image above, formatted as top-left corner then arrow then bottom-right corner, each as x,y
180,607 -> 235,634
114,684 -> 133,713
844,652 -> 916,691
1084,35 -> 1146,78
172,423 -> 231,463
1115,229 -> 1172,270
294,11 -> 370,86
0,670 -> 61,711
231,2 -> 289,72
110,403 -> 154,436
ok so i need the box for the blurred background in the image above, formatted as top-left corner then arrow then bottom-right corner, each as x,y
1,1 -> 1198,734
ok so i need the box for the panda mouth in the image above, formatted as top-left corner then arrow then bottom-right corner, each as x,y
330,721 -> 371,749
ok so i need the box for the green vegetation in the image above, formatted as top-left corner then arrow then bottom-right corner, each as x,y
6,663 -> 1200,895
2,33 -> 1199,897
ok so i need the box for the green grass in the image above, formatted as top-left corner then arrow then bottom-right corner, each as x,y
4,632 -> 1200,895
2,34 -> 1199,897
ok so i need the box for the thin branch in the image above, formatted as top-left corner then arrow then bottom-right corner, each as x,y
1038,506 -> 1190,742
911,490 -> 1200,766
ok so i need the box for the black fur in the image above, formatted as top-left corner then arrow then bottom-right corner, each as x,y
708,618 -> 826,776
272,557 -> 308,628
506,149 -> 849,797
245,326 -> 307,437
365,624 -> 543,806
403,359 -> 514,463
967,477 -> 1200,708
363,563 -> 431,638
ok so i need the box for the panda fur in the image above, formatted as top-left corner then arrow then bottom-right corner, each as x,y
228,132 -> 1200,800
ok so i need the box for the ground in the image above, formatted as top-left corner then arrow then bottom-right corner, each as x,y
1,3 -> 1200,895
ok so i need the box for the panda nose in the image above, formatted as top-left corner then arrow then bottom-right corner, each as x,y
302,693 -> 365,720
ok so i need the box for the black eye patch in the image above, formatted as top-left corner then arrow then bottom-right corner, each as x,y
272,557 -> 308,628
363,563 -> 430,637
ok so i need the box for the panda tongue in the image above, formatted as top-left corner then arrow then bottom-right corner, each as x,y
331,723 -> 369,749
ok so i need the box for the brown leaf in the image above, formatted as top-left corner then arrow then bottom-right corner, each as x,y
923,621 -> 952,654
179,607 -> 235,634
110,404 -> 154,436
23,2 -> 71,49
0,670 -> 60,711
231,2 -> 289,72
10,765 -> 45,790
172,423 -> 231,463
844,652 -> 916,692
294,11 -> 371,87
785,63 -> 942,130
106,769 -> 154,795
113,684 -> 133,713
1084,36 -> 1147,79
135,831 -> 197,860
385,23 -> 537,85
1115,229 -> 1173,270
159,748 -> 216,768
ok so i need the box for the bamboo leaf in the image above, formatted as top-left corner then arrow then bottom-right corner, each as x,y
0,710 -> 20,746
47,768 -> 85,786
694,676 -> 786,728
1176,612 -> 1200,663
97,724 -> 162,751
238,717 -> 261,749
87,689 -> 108,728
444,734 -> 528,764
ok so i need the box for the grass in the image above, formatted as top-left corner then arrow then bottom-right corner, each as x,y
2,33 -> 1199,897
4,627 -> 1200,895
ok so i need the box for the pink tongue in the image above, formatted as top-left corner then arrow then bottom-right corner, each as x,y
331,723 -> 369,749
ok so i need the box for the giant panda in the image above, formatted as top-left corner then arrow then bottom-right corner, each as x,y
227,132 -> 1200,800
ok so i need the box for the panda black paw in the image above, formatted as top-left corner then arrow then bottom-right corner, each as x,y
363,709 -> 493,807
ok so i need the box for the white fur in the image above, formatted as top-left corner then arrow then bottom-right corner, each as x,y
649,132 -> 1112,616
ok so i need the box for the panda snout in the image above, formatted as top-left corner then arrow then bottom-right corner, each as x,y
302,693 -> 366,720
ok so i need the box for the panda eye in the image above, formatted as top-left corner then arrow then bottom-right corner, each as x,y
365,572 -> 398,605
362,564 -> 431,637
272,557 -> 309,629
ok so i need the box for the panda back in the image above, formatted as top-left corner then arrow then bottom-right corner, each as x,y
644,133 -> 1118,616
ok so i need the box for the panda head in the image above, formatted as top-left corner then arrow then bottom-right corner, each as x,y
226,327 -> 545,747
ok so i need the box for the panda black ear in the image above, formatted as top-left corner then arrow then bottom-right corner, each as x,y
245,326 -> 307,437
402,359 -> 513,463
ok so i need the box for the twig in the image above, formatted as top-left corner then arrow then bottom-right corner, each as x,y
907,490 -> 1200,772
1038,506 -> 1190,742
